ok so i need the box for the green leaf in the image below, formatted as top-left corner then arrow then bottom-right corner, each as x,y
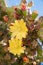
17,9 -> 22,15
41,22 -> 43,27
38,28 -> 43,41
22,11 -> 27,16
31,12 -> 38,20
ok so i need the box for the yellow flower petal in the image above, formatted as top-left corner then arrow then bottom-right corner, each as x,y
9,19 -> 28,40
8,38 -> 25,56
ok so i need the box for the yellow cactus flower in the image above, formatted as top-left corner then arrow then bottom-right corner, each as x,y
9,19 -> 28,40
8,38 -> 25,56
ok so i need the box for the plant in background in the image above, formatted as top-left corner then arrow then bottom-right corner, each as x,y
0,0 -> 43,65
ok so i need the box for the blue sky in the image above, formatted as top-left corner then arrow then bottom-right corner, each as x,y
5,0 -> 43,17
